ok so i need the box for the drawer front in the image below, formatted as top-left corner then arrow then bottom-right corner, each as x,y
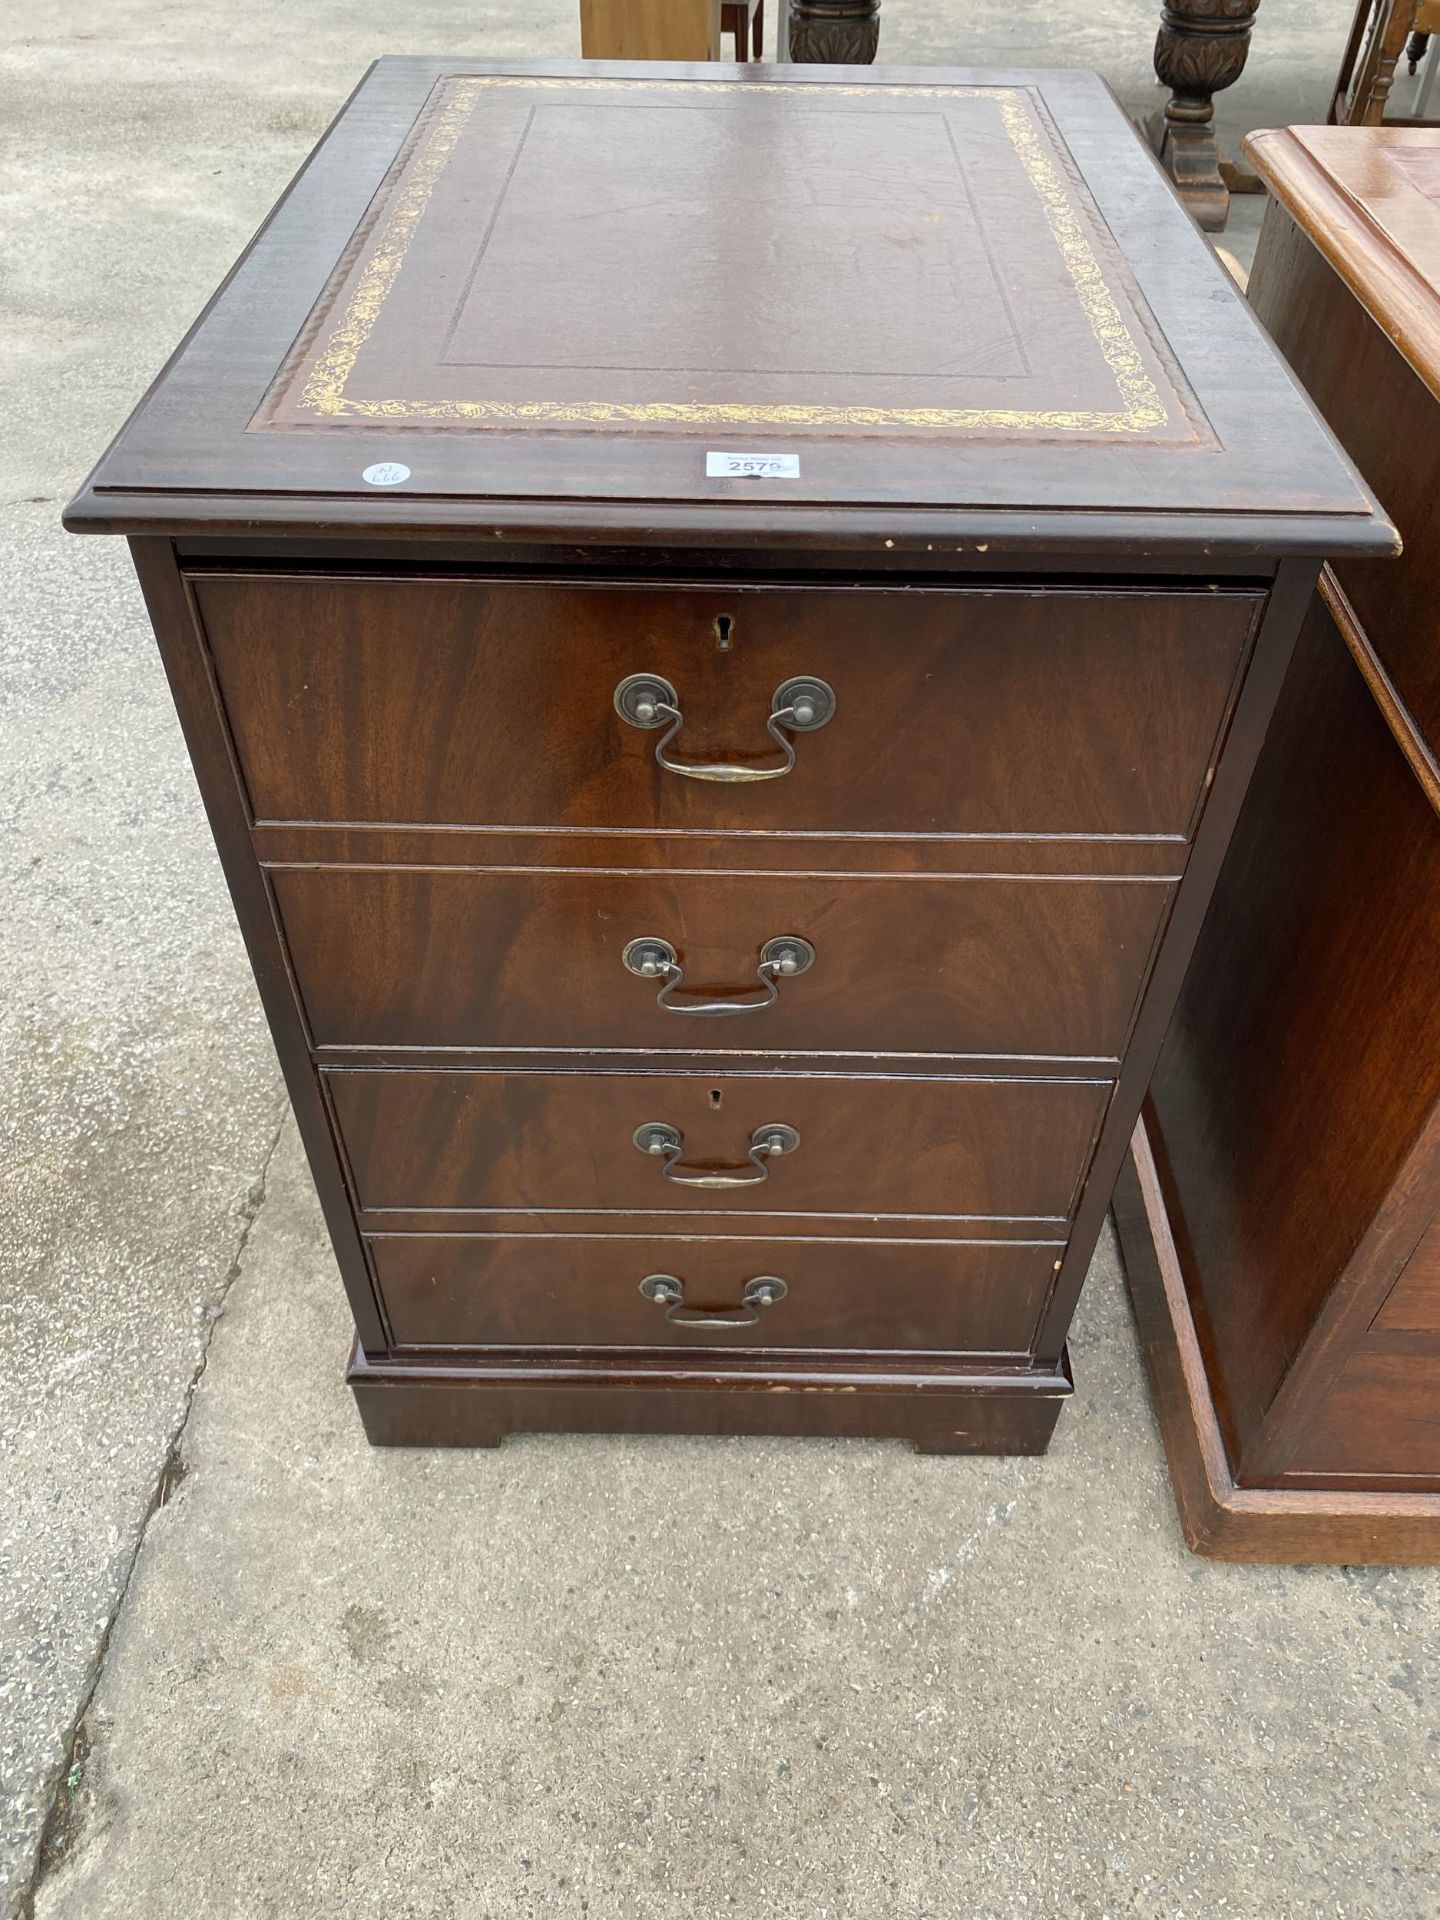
197,574 -> 1258,836
326,1068 -> 1108,1220
275,866 -> 1170,1060
371,1232 -> 1058,1354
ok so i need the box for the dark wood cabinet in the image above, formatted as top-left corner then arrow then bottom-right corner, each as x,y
1116,124 -> 1440,1558
66,61 -> 1391,1452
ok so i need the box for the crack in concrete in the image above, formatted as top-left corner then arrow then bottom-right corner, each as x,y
16,1106 -> 289,1920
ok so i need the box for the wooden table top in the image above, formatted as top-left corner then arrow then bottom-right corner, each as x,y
65,60 -> 1394,556
1245,125 -> 1440,407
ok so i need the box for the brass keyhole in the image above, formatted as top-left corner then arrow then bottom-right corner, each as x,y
713,613 -> 734,651
709,1088 -> 723,1109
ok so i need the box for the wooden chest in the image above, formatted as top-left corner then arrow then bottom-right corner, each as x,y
65,61 -> 1392,1452
1116,125 -> 1440,1556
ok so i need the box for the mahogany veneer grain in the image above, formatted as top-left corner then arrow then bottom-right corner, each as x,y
67,64 -> 1392,1451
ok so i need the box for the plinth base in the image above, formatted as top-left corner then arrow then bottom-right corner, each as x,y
348,1345 -> 1071,1455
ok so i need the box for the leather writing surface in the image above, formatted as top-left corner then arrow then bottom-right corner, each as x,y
261,73 -> 1208,446
442,105 -> 1031,381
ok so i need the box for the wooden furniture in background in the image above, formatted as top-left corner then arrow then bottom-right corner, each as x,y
579,0 -> 721,60
1116,125 -> 1440,1561
65,62 -> 1390,1453
1408,15 -> 1434,78
1145,0 -> 1262,232
1413,19 -> 1440,123
786,0 -> 879,60
1331,0 -> 1440,124
722,0 -> 765,57
1333,0 -> 1414,124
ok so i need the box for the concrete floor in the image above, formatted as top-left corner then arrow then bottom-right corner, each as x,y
26,1125 -> 1440,1919
1,1 -> 1436,1916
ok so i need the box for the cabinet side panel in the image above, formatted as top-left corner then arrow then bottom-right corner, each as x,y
1033,561 -> 1303,1360
1248,204 -> 1440,762
128,538 -> 387,1349
1145,588 -> 1440,1472
1375,1214 -> 1440,1332
1286,1336 -> 1440,1486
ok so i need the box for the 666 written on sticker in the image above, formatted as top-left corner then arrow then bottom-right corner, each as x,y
706,450 -> 801,480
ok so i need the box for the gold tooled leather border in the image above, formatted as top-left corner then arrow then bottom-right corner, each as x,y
294,76 -> 1174,435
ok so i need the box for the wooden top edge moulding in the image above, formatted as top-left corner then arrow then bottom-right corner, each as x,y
1244,125 -> 1440,406
66,60 -> 1393,550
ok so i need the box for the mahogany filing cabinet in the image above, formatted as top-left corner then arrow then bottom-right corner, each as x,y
66,61 -> 1393,1452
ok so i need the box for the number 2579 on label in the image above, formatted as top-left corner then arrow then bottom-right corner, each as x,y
706,451 -> 801,479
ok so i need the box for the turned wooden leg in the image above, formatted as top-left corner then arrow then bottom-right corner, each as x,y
788,0 -> 880,62
1145,0 -> 1261,231
1359,2 -> 1415,122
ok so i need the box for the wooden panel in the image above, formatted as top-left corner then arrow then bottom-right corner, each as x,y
272,866 -> 1171,1061
121,539 -> 390,1351
197,574 -> 1258,837
1247,203 -> 1440,761
1145,587 -> 1440,1472
371,1232 -> 1058,1353
1245,128 -> 1440,421
580,0 -> 721,59
1292,1335 -> 1440,1482
348,1345 -> 1072,1453
325,1068 -> 1109,1221
1115,1120 -> 1440,1563
1375,1213 -> 1440,1331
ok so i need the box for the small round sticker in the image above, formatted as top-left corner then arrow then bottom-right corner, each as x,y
361,462 -> 411,487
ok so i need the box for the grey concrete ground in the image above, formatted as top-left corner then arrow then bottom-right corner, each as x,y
1,0 -> 1437,1915
29,1125 -> 1440,1919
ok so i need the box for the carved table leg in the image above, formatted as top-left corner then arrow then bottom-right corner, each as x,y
788,0 -> 880,62
1145,0 -> 1262,231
